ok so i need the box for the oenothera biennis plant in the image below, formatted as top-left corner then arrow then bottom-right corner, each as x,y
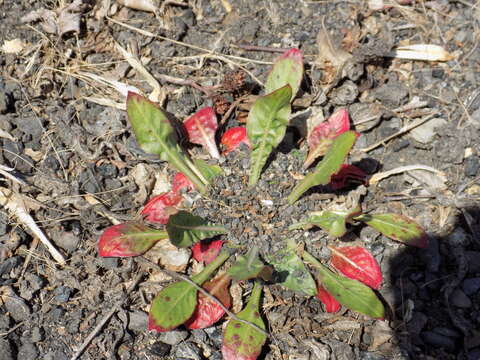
98,48 -> 428,359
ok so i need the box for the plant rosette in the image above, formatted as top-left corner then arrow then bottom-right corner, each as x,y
98,49 -> 428,359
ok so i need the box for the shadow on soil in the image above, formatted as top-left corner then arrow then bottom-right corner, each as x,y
389,206 -> 480,360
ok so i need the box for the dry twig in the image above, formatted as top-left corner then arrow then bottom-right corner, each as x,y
0,188 -> 65,265
361,113 -> 437,152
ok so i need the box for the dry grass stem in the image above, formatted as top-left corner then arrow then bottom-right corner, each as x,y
0,188 -> 66,265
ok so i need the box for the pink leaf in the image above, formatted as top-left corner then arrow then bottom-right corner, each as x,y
141,191 -> 183,224
147,316 -> 169,332
330,246 -> 382,290
329,164 -> 368,190
98,222 -> 167,257
220,127 -> 250,154
184,106 -> 220,159
172,172 -> 195,193
192,240 -> 223,264
304,109 -> 351,168
222,344 -> 259,360
185,274 -> 231,329
316,284 -> 341,313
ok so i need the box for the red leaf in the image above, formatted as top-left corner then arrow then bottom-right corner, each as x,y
329,164 -> 368,190
185,274 -> 231,329
141,191 -> 183,224
330,246 -> 382,289
304,109 -> 350,168
184,106 -> 220,159
192,240 -> 223,264
147,315 -> 169,332
172,172 -> 195,193
98,223 -> 167,257
316,284 -> 341,313
220,127 -> 250,154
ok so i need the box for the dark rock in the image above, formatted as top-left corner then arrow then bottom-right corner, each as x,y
3,139 -> 33,173
424,235 -> 440,273
463,278 -> 480,295
43,156 -> 60,171
407,312 -> 428,334
465,156 -> 479,177
97,163 -> 118,178
0,339 -> 13,360
432,68 -> 445,79
54,286 -> 73,303
149,341 -> 172,357
50,306 -> 66,322
19,273 -> 45,301
422,331 -> 456,352
432,327 -> 462,338
204,327 -> 223,348
0,256 -> 21,276
0,92 -> 13,114
4,292 -> 31,321
190,329 -> 207,344
104,178 -> 122,191
451,288 -> 472,308
373,81 -> 408,106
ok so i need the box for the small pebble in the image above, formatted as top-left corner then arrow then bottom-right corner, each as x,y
422,331 -> 456,352
451,288 -> 472,308
149,341 -> 171,357
159,330 -> 189,345
464,156 -> 479,177
54,286 -> 72,303
463,278 -> 480,296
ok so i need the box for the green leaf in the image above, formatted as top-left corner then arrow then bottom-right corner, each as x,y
247,85 -> 292,186
287,131 -> 358,204
149,251 -> 230,332
222,282 -> 267,360
166,211 -> 227,248
303,251 -> 384,319
148,280 -> 197,332
355,213 -> 428,248
126,92 -> 207,193
265,48 -> 303,101
193,158 -> 224,182
266,239 -> 316,296
293,206 -> 362,238
228,252 -> 272,282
